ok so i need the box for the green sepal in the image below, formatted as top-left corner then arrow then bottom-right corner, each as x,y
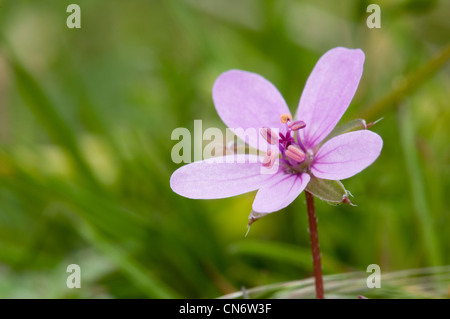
321,118 -> 383,145
306,176 -> 353,205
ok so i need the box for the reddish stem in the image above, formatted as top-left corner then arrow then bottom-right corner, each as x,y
305,190 -> 324,299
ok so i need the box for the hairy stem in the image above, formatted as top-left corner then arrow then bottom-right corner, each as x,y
305,190 -> 324,299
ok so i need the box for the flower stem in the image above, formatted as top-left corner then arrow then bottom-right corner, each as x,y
305,190 -> 324,299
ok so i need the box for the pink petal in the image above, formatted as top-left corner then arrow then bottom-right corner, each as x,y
311,130 -> 383,180
170,155 -> 274,199
295,47 -> 365,148
252,172 -> 310,213
213,70 -> 291,150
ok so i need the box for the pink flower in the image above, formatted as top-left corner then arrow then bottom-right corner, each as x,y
170,47 -> 382,217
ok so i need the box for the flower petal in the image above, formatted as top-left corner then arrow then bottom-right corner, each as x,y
295,47 -> 365,148
170,155 -> 273,199
311,130 -> 383,180
213,70 -> 291,150
252,172 -> 310,213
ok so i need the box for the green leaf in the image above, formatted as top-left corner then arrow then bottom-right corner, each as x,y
306,177 -> 351,205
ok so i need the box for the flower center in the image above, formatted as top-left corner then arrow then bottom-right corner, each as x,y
260,115 -> 310,174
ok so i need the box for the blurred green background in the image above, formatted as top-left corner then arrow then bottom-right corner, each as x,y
0,0 -> 449,298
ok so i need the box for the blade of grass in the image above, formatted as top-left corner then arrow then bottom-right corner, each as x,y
69,213 -> 180,298
8,53 -> 101,190
229,240 -> 347,274
0,150 -> 149,243
398,102 -> 442,266
358,44 -> 450,120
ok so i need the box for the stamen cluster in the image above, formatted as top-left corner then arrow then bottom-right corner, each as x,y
260,114 -> 307,172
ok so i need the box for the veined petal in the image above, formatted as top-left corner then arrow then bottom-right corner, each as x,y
213,70 -> 291,150
295,47 -> 365,148
252,172 -> 310,213
311,130 -> 382,180
170,155 -> 273,199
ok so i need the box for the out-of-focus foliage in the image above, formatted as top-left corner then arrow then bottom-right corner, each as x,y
0,0 -> 449,298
